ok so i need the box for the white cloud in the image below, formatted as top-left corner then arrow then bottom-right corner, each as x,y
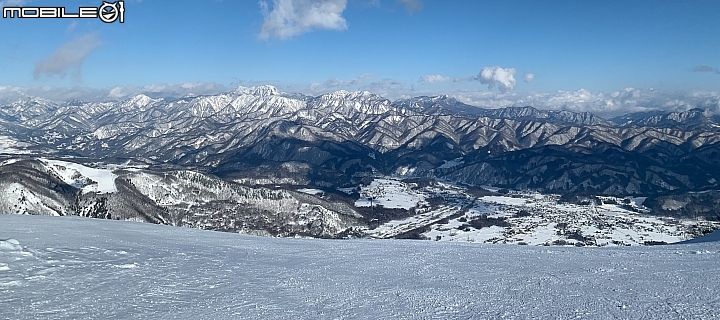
478,66 -> 517,93
418,74 -> 450,83
0,0 -> 26,7
303,75 -> 406,98
523,73 -> 534,83
107,86 -> 127,99
298,74 -> 720,117
450,87 -> 720,117
693,65 -> 715,72
307,82 -> 323,91
363,0 -> 380,7
305,74 -> 375,94
136,82 -> 228,97
66,21 -> 78,33
693,65 -> 720,75
2,82 -> 719,119
397,0 -> 422,13
258,0 -> 348,40
364,78 -> 406,96
33,32 -> 102,81
0,82 -> 229,103
324,77 -> 343,87
452,76 -> 477,83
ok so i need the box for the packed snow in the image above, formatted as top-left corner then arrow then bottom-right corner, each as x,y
1,214 -> 719,319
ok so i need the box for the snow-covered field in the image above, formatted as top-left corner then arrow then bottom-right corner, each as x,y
365,205 -> 459,239
355,178 -> 425,209
357,179 -> 720,246
40,158 -> 118,193
0,136 -> 31,155
2,214 -> 720,319
424,193 -> 719,246
297,188 -> 324,196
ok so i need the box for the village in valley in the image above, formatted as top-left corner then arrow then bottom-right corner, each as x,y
336,177 -> 720,246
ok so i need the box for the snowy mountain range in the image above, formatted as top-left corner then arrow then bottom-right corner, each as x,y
1,85 -> 720,242
2,85 -> 720,194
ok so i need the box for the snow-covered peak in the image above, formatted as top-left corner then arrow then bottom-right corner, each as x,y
666,108 -> 706,122
631,108 -> 711,128
321,90 -> 380,101
8,97 -> 55,111
313,90 -> 392,115
123,94 -> 155,109
232,85 -> 280,97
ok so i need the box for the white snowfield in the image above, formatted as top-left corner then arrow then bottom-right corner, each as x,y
355,178 -> 425,209
356,178 -> 719,246
39,158 -> 118,193
1,215 -> 719,319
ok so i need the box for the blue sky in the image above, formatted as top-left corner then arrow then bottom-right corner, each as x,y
0,0 -> 719,110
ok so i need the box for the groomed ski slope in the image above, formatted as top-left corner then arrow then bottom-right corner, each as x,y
1,215 -> 720,319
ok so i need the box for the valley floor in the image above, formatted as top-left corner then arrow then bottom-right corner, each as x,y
357,179 -> 720,246
2,215 -> 720,319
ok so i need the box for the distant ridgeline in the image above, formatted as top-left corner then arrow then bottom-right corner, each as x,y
0,86 -> 719,230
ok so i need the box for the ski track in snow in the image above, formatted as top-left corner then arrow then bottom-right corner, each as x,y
1,214 -> 720,319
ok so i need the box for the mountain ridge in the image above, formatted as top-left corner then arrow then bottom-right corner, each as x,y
1,85 -> 719,197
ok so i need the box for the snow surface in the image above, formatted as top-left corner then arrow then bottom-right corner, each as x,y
0,136 -> 31,154
361,184 -> 718,246
2,214 -> 720,319
425,196 -> 705,246
40,159 -> 118,193
365,206 -> 459,239
438,158 -> 464,169
297,188 -> 324,196
355,179 -> 424,209
337,187 -> 356,194
684,229 -> 720,244
480,195 -> 529,206
0,158 -> 21,166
